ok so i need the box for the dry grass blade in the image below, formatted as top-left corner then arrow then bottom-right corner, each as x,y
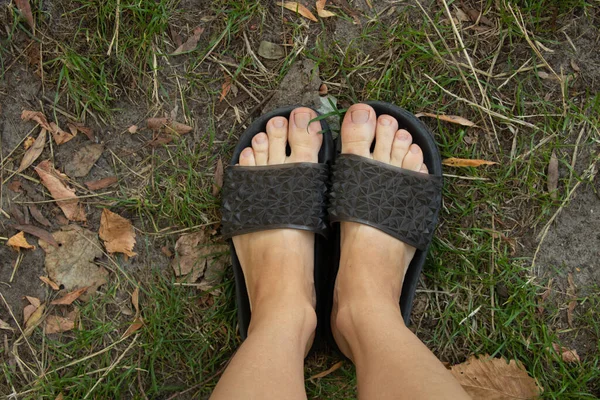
547,150 -> 558,198
309,361 -> 343,379
17,129 -> 46,172
415,112 -> 476,127
278,2 -> 318,22
442,158 -> 498,167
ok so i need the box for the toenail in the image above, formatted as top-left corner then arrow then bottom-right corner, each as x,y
254,134 -> 266,144
410,145 -> 420,153
294,112 -> 311,129
351,110 -> 370,124
379,117 -> 392,126
397,131 -> 410,141
273,118 -> 285,128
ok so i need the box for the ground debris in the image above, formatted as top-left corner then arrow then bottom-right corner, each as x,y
99,209 -> 137,257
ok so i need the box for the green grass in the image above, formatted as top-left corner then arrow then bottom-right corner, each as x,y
1,0 -> 599,398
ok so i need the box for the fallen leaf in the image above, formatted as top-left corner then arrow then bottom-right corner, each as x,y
39,226 -> 108,291
220,76 -> 232,102
55,393 -> 64,400
99,209 -> 137,257
7,180 -> 23,192
0,319 -> 13,331
40,276 -> 60,290
168,121 -> 193,135
51,286 -> 89,305
310,361 -> 343,379
552,343 -> 580,363
173,26 -> 204,54
170,232 -> 229,286
198,246 -> 229,291
547,150 -> 558,199
25,296 -> 41,308
9,204 -> 25,225
22,110 -> 51,130
319,83 -> 328,96
45,312 -> 76,334
17,129 -> 46,172
442,158 -> 498,167
538,71 -> 550,79
15,0 -> 34,30
147,118 -> 192,135
147,117 -> 169,130
450,355 -> 542,399
85,176 -> 118,191
67,122 -> 94,141
415,112 -> 476,127
64,143 -> 104,178
7,231 -> 35,250
258,41 -> 285,60
14,224 -> 58,247
49,122 -> 75,145
24,137 -> 35,150
23,304 -> 37,324
122,316 -> 144,338
128,125 -> 138,134
212,157 -> 224,196
278,2 -> 318,22
455,8 -> 470,22
537,278 -> 553,314
24,304 -> 46,336
161,246 -> 173,257
316,0 -> 336,17
465,8 -> 493,26
131,287 -> 140,316
29,205 -> 51,227
570,59 -> 580,72
35,160 -> 87,222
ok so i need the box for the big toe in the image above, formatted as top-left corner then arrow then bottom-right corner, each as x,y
340,103 -> 377,158
286,107 -> 322,163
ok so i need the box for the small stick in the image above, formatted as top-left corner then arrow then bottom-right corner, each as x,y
107,0 -> 121,56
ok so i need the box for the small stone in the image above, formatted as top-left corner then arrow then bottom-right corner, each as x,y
258,41 -> 285,60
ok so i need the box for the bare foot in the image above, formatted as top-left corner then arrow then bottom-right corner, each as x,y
233,107 -> 323,346
331,103 -> 429,360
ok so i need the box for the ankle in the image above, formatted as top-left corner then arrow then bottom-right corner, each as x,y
334,296 -> 405,339
248,298 -> 317,339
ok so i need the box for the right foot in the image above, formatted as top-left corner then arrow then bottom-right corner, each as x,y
331,103 -> 430,359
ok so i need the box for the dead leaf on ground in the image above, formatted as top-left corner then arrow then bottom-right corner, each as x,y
310,361 -> 343,379
85,176 -> 118,191
35,160 -> 87,222
316,0 -> 336,17
99,209 -> 137,257
566,273 -> 577,327
168,121 -> 193,135
45,311 -> 77,334
258,41 -> 285,60
570,59 -> 580,72
49,122 -> 75,145
7,231 -> 35,250
547,150 -> 558,199
455,8 -> 470,22
173,26 -> 204,54
17,129 -> 46,172
220,76 -> 232,102
64,143 -> 104,178
147,118 -> 192,135
67,122 -> 94,141
131,287 -> 140,316
0,319 -> 13,331
7,180 -> 23,192
161,246 -> 173,257
442,158 -> 498,167
40,276 -> 60,290
29,205 -> 51,227
465,8 -> 493,26
22,110 -> 51,130
55,393 -> 64,400
415,112 -> 476,127
212,157 -> 224,196
39,226 -> 108,292
51,286 -> 89,305
15,0 -> 34,30
24,137 -> 35,150
24,304 -> 46,336
25,296 -> 41,308
552,343 -> 580,363
278,2 -> 318,22
123,316 -> 144,338
171,232 -> 229,287
23,304 -> 37,324
14,224 -> 58,247
450,355 -> 542,399
537,278 -> 553,314
128,125 -> 138,134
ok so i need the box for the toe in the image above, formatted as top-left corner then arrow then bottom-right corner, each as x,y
390,129 -> 412,167
402,144 -> 424,172
420,164 -> 429,174
373,115 -> 398,163
266,116 -> 288,165
287,107 -> 322,163
252,132 -> 269,166
239,147 -> 256,166
341,103 -> 377,158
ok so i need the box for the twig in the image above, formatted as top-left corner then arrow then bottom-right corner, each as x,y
442,173 -> 490,181
106,0 -> 121,56
242,31 -> 268,75
568,124 -> 586,189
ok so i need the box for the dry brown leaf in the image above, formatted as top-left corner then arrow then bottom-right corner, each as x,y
123,316 -> 144,338
310,361 -> 343,379
17,129 -> 46,172
85,176 -> 118,191
40,276 -> 60,290
35,160 -> 86,222
147,118 -> 192,135
25,296 -> 41,308
67,122 -> 94,141
24,136 -> 35,150
570,59 -> 580,72
22,110 -> 51,130
128,125 -> 138,134
552,343 -> 580,363
173,26 -> 204,54
147,117 -> 169,130
450,355 -> 542,399
161,246 -> 173,257
171,232 -> 208,279
7,231 -> 35,250
316,0 -> 336,17
537,278 -> 553,314
198,246 -> 229,291
64,143 -> 104,178
23,304 -> 37,324
442,158 -> 498,167
131,287 -> 140,316
29,205 -> 51,227
14,224 -> 58,247
99,209 -> 137,257
168,121 -> 193,135
220,76 -> 232,102
15,0 -> 34,29
55,393 -> 64,400
547,150 -> 558,199
0,318 -> 13,331
24,304 -> 46,336
51,286 -> 89,305
45,312 -> 76,334
455,8 -> 470,22
278,2 -> 318,22
49,122 -> 75,145
415,112 -> 476,127
212,157 -> 224,196
7,180 -> 23,192
39,226 -> 108,291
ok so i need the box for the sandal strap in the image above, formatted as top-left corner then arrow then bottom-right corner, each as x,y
222,163 -> 329,238
329,154 -> 442,250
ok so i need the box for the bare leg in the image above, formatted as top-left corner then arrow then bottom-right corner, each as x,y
211,108 -> 323,400
331,104 -> 470,400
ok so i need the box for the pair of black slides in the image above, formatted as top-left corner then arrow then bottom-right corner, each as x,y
221,101 -> 443,352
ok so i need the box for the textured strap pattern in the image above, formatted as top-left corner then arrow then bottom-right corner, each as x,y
329,154 -> 442,250
222,163 -> 329,238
